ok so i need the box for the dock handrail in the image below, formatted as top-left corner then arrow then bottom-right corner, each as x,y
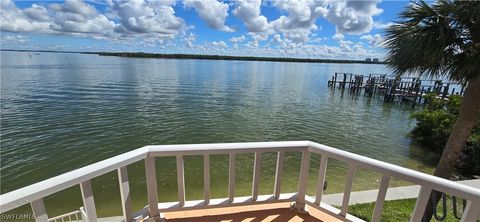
1,141 -> 479,222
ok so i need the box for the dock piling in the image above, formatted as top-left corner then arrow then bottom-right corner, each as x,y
327,72 -> 463,106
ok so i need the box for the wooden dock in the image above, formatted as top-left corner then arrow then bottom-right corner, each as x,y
327,72 -> 465,107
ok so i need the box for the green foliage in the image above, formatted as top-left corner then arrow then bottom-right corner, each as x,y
411,93 -> 457,152
458,133 -> 480,177
410,94 -> 480,177
411,109 -> 454,152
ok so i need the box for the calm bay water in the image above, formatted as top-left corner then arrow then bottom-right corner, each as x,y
0,51 -> 436,217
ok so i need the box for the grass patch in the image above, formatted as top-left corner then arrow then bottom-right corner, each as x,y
348,198 -> 470,222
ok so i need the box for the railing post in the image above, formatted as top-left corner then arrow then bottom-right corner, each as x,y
228,153 -> 236,202
274,151 -> 284,200
176,155 -> 185,207
292,150 -> 311,213
80,180 -> 97,222
252,152 -> 262,201
460,200 -> 480,222
340,165 -> 356,217
410,186 -> 432,222
203,154 -> 210,205
144,157 -> 160,221
371,175 -> 390,222
117,166 -> 133,222
30,199 -> 48,222
314,155 -> 328,205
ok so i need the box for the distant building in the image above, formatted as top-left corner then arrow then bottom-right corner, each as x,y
366,58 -> 372,62
373,58 -> 379,62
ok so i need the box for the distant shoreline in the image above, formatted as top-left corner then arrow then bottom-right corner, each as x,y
1,49 -> 387,65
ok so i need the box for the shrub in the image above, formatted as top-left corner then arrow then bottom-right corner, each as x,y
410,93 -> 480,177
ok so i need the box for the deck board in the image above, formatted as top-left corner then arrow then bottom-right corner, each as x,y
162,202 -> 344,222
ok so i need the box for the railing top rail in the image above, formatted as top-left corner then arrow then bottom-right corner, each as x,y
308,142 -> 480,201
0,147 -> 149,213
146,141 -> 310,156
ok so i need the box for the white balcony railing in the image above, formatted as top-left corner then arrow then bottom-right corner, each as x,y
1,141 -> 479,222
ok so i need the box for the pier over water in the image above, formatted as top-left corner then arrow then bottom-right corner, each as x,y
328,72 -> 465,107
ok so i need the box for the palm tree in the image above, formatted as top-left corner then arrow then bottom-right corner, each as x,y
384,0 -> 480,221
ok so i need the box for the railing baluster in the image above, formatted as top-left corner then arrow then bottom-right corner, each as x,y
340,165 -> 356,217
80,180 -> 97,222
30,198 -> 48,222
314,155 -> 328,205
410,186 -> 432,222
460,200 -> 480,222
144,157 -> 160,220
294,150 -> 311,212
252,152 -> 262,201
228,153 -> 236,202
274,151 -> 284,200
80,207 -> 87,221
203,154 -> 210,205
117,166 -> 133,222
176,155 -> 185,207
371,175 -> 390,222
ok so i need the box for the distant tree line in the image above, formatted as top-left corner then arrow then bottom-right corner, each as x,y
96,52 -> 387,64
0,49 -> 386,64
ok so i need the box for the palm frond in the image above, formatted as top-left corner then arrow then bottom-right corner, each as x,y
384,0 -> 480,82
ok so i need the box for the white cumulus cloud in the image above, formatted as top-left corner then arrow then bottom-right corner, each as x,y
212,40 -> 228,48
332,32 -> 344,41
1,0 -> 187,43
49,0 -> 115,35
23,3 -> 50,21
1,0 -> 52,33
229,35 -> 246,43
325,0 -> 383,35
269,33 -> 287,47
1,0 -> 113,36
271,0 -> 327,31
360,34 -> 383,47
234,0 -> 328,44
183,32 -> 196,48
233,0 -> 271,33
184,0 -> 234,32
111,0 -> 185,37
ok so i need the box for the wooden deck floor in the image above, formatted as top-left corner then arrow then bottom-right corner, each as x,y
162,202 -> 345,222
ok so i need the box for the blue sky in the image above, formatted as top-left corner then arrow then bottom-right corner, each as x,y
0,0 -> 409,59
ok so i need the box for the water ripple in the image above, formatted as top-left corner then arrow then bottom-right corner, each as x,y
1,51 -> 433,215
